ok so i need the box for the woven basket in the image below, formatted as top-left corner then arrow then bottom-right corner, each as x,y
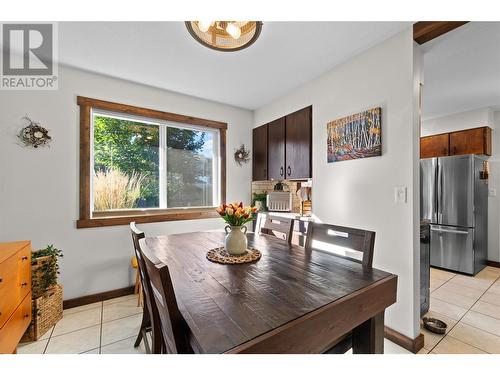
31,255 -> 56,299
21,284 -> 63,342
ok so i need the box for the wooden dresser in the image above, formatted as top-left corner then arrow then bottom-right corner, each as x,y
0,241 -> 32,354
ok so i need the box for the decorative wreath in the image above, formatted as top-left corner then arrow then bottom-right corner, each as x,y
234,144 -> 250,166
18,116 -> 51,148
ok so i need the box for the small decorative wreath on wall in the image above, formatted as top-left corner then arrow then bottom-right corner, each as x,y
234,144 -> 251,166
18,116 -> 52,148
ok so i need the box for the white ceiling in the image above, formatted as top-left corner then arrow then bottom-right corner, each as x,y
422,22 -> 500,120
59,22 -> 410,110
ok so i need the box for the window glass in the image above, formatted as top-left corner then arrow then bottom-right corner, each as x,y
166,127 -> 215,208
93,114 -> 160,211
91,112 -> 218,212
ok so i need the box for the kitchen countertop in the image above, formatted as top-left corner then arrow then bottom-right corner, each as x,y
258,211 -> 317,222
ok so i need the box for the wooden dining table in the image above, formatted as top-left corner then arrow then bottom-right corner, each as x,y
143,230 -> 398,354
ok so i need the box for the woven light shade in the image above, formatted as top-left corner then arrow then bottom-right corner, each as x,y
185,21 -> 263,52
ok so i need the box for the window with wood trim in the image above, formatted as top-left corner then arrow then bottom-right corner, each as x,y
77,97 -> 227,228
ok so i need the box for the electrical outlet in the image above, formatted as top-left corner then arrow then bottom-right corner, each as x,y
489,187 -> 497,197
394,186 -> 407,204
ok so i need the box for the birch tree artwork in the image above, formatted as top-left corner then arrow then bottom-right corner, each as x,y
327,107 -> 381,163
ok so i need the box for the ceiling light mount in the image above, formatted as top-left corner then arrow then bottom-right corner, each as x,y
185,21 -> 263,52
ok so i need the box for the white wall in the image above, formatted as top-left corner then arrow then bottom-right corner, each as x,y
422,107 -> 500,262
422,107 -> 493,136
0,65 -> 253,299
254,29 -> 420,339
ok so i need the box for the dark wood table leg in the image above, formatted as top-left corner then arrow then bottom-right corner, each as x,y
352,311 -> 385,354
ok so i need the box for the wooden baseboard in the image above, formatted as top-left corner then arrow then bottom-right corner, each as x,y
384,326 -> 424,354
487,260 -> 500,269
63,286 -> 135,309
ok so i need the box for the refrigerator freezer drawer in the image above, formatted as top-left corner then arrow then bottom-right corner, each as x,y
430,225 -> 474,274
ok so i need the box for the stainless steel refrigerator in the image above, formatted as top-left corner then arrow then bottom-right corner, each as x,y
420,154 -> 488,275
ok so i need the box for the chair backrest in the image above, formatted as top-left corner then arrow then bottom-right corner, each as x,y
130,222 -> 161,352
140,239 -> 192,354
304,222 -> 375,268
256,213 -> 294,243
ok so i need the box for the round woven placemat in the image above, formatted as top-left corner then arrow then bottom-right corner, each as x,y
206,247 -> 262,265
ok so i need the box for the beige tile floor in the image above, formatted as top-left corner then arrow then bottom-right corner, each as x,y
17,294 -> 147,354
17,293 -> 412,354
421,265 -> 500,354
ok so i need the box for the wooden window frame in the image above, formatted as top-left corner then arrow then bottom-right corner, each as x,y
76,96 -> 227,229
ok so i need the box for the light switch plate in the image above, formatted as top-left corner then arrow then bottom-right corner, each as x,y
394,186 -> 407,204
489,187 -> 497,197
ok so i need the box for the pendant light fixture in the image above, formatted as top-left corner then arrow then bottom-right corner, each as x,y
185,21 -> 263,52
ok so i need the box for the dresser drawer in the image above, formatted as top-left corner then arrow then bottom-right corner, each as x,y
0,246 -> 31,329
17,246 -> 31,292
0,292 -> 32,354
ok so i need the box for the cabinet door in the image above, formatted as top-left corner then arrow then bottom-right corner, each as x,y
267,117 -> 286,180
252,124 -> 268,181
420,134 -> 449,159
450,127 -> 491,156
285,107 -> 312,179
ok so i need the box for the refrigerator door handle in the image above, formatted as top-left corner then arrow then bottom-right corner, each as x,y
431,227 -> 469,235
437,158 -> 444,223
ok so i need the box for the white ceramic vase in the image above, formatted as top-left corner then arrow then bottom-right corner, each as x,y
224,225 -> 248,255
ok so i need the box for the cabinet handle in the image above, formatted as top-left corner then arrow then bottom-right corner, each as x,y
287,166 -> 291,176
280,166 -> 284,176
21,282 -> 28,287
21,256 -> 28,261
24,314 -> 29,319
0,277 -> 3,283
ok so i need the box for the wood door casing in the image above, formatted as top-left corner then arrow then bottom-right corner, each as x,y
285,106 -> 312,179
252,124 -> 268,181
450,127 -> 491,156
420,133 -> 449,159
267,117 -> 286,180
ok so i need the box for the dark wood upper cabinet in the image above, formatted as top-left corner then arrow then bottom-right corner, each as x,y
450,127 -> 491,156
420,133 -> 449,159
252,106 -> 312,181
267,117 -> 286,180
285,107 -> 312,179
420,126 -> 492,159
252,124 -> 268,181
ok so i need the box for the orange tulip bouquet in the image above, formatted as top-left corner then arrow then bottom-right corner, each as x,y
216,202 -> 257,226
216,202 -> 257,255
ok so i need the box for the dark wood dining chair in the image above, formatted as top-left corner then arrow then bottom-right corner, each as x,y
255,213 -> 294,243
304,222 -> 376,354
130,222 -> 162,354
305,222 -> 375,269
140,239 -> 193,354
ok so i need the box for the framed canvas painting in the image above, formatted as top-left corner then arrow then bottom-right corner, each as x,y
327,107 -> 381,163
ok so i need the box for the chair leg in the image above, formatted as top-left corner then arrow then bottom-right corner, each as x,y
134,305 -> 151,348
151,326 -> 162,354
134,328 -> 143,348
